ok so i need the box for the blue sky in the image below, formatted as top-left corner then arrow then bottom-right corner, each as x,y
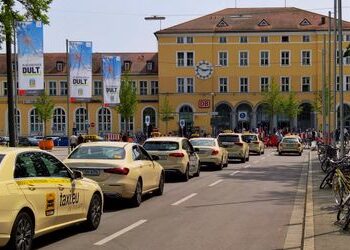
38,0 -> 350,52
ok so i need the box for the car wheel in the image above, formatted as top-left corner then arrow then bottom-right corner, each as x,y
279,152 -> 282,156
194,163 -> 201,177
262,149 -> 265,155
85,193 -> 102,230
130,179 -> 142,207
246,153 -> 250,162
182,165 -> 190,182
224,158 -> 228,168
258,150 -> 261,155
298,152 -> 302,156
217,158 -> 224,170
155,172 -> 165,196
241,157 -> 246,163
9,212 -> 34,250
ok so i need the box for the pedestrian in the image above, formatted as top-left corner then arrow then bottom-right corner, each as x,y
77,134 -> 84,145
69,134 -> 78,150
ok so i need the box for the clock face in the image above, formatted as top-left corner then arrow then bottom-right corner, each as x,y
195,60 -> 213,80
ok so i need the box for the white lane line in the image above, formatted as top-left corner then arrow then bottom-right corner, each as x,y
229,170 -> 240,176
94,219 -> 147,246
208,179 -> 223,187
171,193 -> 197,206
244,164 -> 251,168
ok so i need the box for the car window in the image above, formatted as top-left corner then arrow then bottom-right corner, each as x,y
138,146 -> 152,161
14,152 -> 50,178
0,154 -> 5,166
40,153 -> 71,178
190,140 -> 215,147
242,135 -> 258,143
182,140 -> 190,151
69,146 -> 125,159
282,138 -> 299,143
218,135 -> 240,143
143,141 -> 179,151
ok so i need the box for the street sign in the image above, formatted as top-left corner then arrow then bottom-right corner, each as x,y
238,111 -> 248,121
179,119 -> 186,128
145,115 -> 150,126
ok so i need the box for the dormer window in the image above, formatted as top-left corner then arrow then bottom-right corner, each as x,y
146,61 -> 154,71
124,61 -> 131,71
56,61 -> 64,72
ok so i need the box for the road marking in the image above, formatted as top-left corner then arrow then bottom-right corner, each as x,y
229,170 -> 240,176
171,193 -> 197,206
304,151 -> 315,250
94,219 -> 147,246
244,164 -> 251,168
208,179 -> 223,187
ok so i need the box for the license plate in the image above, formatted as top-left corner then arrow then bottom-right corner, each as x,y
80,169 -> 100,176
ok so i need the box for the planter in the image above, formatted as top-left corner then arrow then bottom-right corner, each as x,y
38,139 -> 54,150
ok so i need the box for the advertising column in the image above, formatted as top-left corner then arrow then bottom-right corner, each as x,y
102,56 -> 121,106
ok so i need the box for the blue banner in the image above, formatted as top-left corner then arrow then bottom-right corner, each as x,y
17,21 -> 44,95
69,41 -> 92,102
102,56 -> 121,106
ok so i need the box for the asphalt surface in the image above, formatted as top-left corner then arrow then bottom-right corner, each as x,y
32,148 -> 308,250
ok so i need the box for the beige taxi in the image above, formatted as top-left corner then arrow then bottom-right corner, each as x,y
278,135 -> 304,156
241,133 -> 265,155
189,137 -> 228,170
64,142 -> 165,207
217,133 -> 250,163
143,137 -> 200,181
0,148 -> 103,250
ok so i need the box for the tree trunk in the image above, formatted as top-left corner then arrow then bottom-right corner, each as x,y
165,120 -> 168,135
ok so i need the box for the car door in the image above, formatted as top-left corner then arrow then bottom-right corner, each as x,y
132,146 -> 152,191
14,152 -> 58,231
39,152 -> 86,224
183,140 -> 198,174
139,145 -> 158,189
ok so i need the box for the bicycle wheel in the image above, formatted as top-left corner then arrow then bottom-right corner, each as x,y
337,199 -> 350,230
333,173 -> 343,205
321,159 -> 330,173
320,170 -> 334,189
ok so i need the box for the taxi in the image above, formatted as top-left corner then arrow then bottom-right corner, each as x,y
64,142 -> 165,207
0,148 -> 103,250
278,135 -> 304,156
143,137 -> 200,181
189,137 -> 228,170
217,133 -> 250,163
241,133 -> 265,155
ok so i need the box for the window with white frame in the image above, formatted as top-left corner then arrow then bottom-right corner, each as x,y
120,116 -> 134,133
60,81 -> 67,96
219,77 -> 228,93
301,77 -> 311,92
302,35 -> 310,42
140,81 -> 148,95
49,81 -> 57,96
177,52 -> 194,67
346,34 -> 350,41
346,76 -> 350,91
281,36 -> 289,43
131,81 -> 137,93
345,51 -> 350,65
281,51 -> 290,66
260,36 -> 268,43
186,36 -> 193,43
52,108 -> 66,133
218,51 -> 228,66
260,77 -> 269,92
219,36 -> 227,43
177,36 -> 193,44
336,50 -> 340,65
177,78 -> 194,93
302,51 -> 311,66
240,36 -> 248,43
260,51 -> 269,66
93,81 -> 102,96
30,109 -> 43,135
75,108 -> 88,133
240,77 -> 248,93
3,82 -> 7,96
146,61 -> 154,71
177,37 -> 184,44
151,81 -> 158,95
336,76 -> 340,91
239,51 -> 249,66
281,77 -> 290,92
98,108 -> 111,133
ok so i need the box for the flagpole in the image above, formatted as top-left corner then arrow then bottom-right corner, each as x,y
66,39 -> 70,154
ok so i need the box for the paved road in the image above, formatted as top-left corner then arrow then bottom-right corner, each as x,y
33,148 -> 308,250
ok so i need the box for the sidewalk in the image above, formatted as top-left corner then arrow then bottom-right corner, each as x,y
310,152 -> 350,250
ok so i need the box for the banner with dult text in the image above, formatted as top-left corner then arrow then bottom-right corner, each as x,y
102,56 -> 121,106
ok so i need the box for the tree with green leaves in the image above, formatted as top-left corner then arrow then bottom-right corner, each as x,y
282,91 -> 301,129
160,95 -> 174,134
117,74 -> 137,135
261,80 -> 284,132
0,0 -> 52,146
33,92 -> 54,137
313,88 -> 332,116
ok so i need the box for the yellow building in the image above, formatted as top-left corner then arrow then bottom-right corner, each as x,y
156,7 -> 350,136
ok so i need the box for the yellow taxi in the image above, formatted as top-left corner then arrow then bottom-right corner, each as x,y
0,148 -> 103,250
189,137 -> 228,170
64,142 -> 165,207
241,133 -> 265,155
217,133 -> 250,163
278,135 -> 304,156
143,137 -> 200,181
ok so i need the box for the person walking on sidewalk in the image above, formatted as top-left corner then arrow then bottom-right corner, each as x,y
70,134 -> 78,150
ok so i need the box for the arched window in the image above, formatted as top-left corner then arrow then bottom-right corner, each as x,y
75,108 -> 88,133
98,108 -> 111,133
143,107 -> 156,133
120,116 -> 134,133
52,108 -> 66,134
179,105 -> 193,122
30,109 -> 43,135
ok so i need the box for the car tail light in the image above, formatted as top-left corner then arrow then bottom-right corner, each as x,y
104,167 -> 129,175
235,142 -> 243,147
211,150 -> 219,155
169,152 -> 185,158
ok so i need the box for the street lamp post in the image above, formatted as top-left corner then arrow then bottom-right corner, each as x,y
338,0 -> 345,156
144,15 -> 166,30
211,92 -> 215,136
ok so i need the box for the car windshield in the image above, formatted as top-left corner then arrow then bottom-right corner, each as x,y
218,135 -> 239,143
143,141 -> 179,151
282,138 -> 299,143
242,135 -> 258,142
68,146 -> 125,159
190,140 -> 215,147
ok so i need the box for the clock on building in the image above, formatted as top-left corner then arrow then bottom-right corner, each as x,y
195,60 -> 213,80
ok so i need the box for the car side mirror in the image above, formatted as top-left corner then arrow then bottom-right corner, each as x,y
72,170 -> 83,180
151,155 -> 160,161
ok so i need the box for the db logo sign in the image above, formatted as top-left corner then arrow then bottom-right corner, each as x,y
198,99 -> 210,108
